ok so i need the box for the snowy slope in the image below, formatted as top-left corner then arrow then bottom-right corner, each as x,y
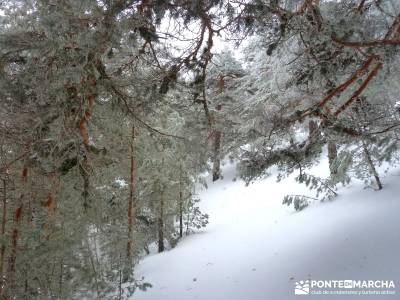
132,157 -> 400,300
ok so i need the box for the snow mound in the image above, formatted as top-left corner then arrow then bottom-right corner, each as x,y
132,158 -> 400,300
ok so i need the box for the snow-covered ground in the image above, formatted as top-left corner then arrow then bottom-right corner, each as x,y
132,157 -> 400,300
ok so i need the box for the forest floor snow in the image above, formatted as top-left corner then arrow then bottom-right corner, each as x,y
132,157 -> 400,300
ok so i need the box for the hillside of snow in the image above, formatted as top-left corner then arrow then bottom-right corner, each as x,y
132,157 -> 400,300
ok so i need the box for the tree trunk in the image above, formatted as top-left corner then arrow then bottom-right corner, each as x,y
328,141 -> 338,176
118,254 -> 122,300
0,178 -> 7,296
308,120 -> 320,142
80,157 -> 90,210
157,186 -> 165,253
362,141 -> 383,190
127,124 -> 135,258
44,193 -> 55,233
212,131 -> 221,181
9,204 -> 23,274
158,144 -> 166,253
59,259 -> 64,298
212,104 -> 222,182
178,164 -> 183,238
